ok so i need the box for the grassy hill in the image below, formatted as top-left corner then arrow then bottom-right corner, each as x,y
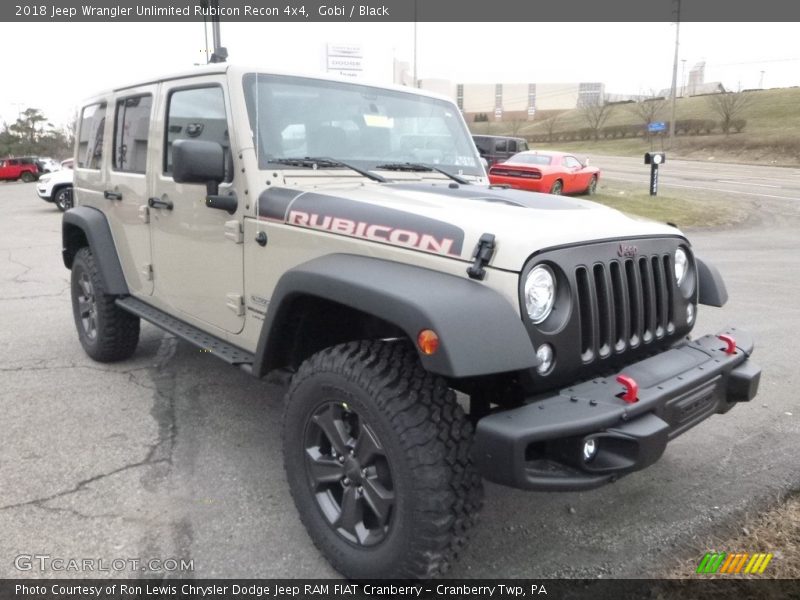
468,87 -> 800,166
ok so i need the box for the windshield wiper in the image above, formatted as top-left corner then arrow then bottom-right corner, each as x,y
374,162 -> 471,185
269,156 -> 386,183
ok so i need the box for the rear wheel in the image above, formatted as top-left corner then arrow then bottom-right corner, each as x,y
70,247 -> 140,362
549,179 -> 563,195
54,186 -> 73,211
585,175 -> 598,195
20,171 -> 35,183
283,340 -> 483,579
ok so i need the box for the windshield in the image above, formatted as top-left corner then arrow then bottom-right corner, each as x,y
243,73 -> 483,176
508,153 -> 552,165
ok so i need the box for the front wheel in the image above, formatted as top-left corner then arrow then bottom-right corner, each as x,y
54,186 -> 73,211
283,340 -> 483,579
549,179 -> 563,195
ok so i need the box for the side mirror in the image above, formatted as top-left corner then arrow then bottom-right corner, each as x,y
172,139 -> 225,188
172,139 -> 237,214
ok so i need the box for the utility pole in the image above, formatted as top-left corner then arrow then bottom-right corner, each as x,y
668,0 -> 681,147
759,70 -> 766,89
413,1 -> 418,87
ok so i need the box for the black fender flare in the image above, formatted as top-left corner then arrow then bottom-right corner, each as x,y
696,257 -> 728,307
253,254 -> 537,379
62,206 -> 129,296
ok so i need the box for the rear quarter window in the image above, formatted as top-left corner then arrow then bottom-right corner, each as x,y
78,103 -> 107,169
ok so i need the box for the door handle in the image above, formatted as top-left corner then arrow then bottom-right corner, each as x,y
148,197 -> 173,210
104,190 -> 122,201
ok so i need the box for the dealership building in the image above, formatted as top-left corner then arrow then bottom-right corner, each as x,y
417,80 -> 606,121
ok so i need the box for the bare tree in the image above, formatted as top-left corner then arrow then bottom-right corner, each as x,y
629,93 -> 667,133
707,91 -> 752,135
544,113 -> 561,143
581,102 -> 613,141
506,117 -> 526,137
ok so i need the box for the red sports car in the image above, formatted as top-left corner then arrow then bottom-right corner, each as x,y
487,150 -> 600,195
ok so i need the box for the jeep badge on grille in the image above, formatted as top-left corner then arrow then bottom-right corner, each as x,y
618,243 -> 639,257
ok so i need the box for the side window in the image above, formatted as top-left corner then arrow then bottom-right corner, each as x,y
113,95 -> 152,173
520,140 -> 529,151
507,140 -> 517,153
495,139 -> 507,152
78,103 -> 107,169
165,86 -> 229,176
564,156 -> 581,168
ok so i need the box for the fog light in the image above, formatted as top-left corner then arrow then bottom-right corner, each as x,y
536,344 -> 554,375
583,438 -> 598,462
686,303 -> 695,324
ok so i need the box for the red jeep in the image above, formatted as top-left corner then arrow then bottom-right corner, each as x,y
0,158 -> 39,182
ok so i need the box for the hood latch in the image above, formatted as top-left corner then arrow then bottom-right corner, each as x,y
467,233 -> 496,281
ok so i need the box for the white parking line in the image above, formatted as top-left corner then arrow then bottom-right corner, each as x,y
716,180 -> 782,188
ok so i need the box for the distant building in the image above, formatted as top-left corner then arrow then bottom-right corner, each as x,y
417,80 -> 605,121
655,61 -> 726,97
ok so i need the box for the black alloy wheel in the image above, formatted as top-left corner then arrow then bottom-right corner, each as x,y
304,401 -> 395,546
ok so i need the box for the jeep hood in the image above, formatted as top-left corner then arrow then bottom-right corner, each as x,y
257,181 -> 684,272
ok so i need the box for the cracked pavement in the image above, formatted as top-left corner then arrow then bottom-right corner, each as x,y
1,178 -> 799,579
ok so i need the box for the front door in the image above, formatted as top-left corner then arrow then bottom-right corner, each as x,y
149,78 -> 245,334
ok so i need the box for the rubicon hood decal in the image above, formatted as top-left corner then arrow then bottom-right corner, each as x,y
258,187 -> 465,257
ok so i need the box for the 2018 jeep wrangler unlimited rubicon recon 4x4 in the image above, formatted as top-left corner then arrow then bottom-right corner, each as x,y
63,64 -> 760,579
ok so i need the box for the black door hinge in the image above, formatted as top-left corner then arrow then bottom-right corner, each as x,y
467,233 -> 496,280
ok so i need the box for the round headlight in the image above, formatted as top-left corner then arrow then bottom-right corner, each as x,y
524,265 -> 556,324
674,248 -> 689,286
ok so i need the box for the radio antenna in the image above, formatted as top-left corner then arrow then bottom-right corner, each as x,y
209,0 -> 228,63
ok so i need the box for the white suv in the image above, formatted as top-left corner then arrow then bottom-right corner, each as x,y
36,159 -> 73,211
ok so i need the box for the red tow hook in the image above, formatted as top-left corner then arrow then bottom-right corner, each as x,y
718,334 -> 737,355
616,374 -> 639,403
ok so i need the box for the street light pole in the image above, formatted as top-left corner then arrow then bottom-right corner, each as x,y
668,0 -> 681,147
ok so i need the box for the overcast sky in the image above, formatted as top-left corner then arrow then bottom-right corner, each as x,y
1,21 -> 799,128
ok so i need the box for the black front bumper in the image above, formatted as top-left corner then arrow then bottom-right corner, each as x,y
472,327 -> 760,491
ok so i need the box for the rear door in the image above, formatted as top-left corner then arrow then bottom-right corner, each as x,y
105,86 -> 156,296
149,77 -> 245,334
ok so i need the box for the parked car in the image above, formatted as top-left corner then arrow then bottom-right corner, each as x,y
0,157 -> 39,182
488,150 -> 600,195
36,160 -> 73,211
472,135 -> 528,167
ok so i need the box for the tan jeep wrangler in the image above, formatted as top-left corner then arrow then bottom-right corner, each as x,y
63,64 -> 760,579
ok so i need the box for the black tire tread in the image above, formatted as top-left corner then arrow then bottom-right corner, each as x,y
71,247 -> 140,362
284,340 -> 483,578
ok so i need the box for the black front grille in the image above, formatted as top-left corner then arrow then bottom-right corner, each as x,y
575,254 -> 675,364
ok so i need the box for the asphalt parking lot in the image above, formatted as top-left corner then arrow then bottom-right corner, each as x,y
1,177 -> 799,579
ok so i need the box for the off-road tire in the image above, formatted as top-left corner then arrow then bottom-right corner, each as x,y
550,179 -> 563,195
20,171 -> 35,183
54,186 -> 73,211
283,340 -> 483,579
70,247 -> 140,362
